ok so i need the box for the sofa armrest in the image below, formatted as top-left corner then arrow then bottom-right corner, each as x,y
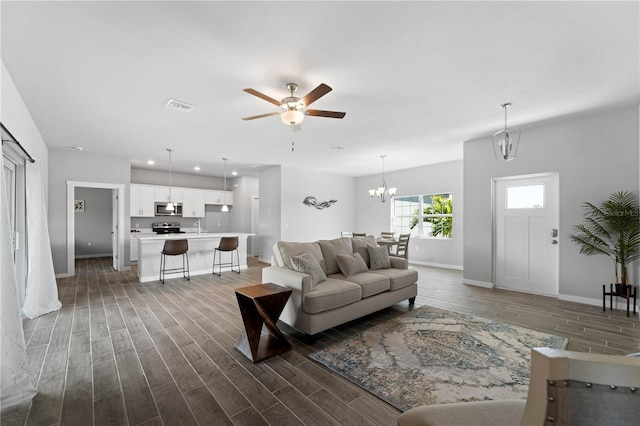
389,256 -> 409,269
262,266 -> 313,294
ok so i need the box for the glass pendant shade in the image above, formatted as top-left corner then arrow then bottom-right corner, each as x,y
281,109 -> 305,125
221,204 -> 229,212
492,103 -> 520,161
221,157 -> 229,213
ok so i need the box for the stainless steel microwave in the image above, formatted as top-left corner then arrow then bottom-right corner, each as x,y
155,202 -> 182,216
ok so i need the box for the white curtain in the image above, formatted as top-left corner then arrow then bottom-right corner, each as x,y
1,159 -> 36,412
23,160 -> 60,319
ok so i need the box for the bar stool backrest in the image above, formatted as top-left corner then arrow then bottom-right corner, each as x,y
218,236 -> 239,252
163,239 -> 188,255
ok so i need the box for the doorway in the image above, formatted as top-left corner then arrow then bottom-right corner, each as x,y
493,173 -> 559,296
66,181 -> 125,276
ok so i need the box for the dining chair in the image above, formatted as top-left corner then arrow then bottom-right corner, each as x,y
213,236 -> 240,276
393,234 -> 411,259
341,231 -> 353,238
352,232 -> 366,238
380,231 -> 394,239
159,239 -> 190,284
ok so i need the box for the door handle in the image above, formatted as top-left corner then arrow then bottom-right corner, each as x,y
551,240 -> 558,244
550,229 -> 558,238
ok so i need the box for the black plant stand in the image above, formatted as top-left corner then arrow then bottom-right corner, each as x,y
602,283 -> 637,317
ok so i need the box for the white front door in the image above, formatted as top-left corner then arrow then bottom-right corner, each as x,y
494,174 -> 559,295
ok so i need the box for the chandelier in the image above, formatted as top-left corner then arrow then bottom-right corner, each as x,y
492,103 -> 520,161
166,148 -> 175,212
369,155 -> 396,203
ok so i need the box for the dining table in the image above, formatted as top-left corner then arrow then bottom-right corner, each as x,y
376,237 -> 398,254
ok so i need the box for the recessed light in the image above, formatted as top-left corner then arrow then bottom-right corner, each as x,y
147,160 -> 155,165
194,166 -> 201,171
331,145 -> 345,151
231,171 -> 238,176
72,146 -> 83,151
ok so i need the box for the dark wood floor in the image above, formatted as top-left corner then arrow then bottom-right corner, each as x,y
2,257 -> 638,425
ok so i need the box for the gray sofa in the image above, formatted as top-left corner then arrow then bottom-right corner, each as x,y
262,236 -> 418,336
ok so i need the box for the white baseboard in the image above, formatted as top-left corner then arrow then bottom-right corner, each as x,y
558,293 -> 638,312
463,279 -> 494,288
55,272 -> 73,278
258,256 -> 271,264
75,253 -> 113,259
410,260 -> 463,270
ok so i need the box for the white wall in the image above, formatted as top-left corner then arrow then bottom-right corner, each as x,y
74,187 -> 113,257
463,105 -> 639,304
230,176 -> 259,253
48,149 -> 131,274
355,160 -> 464,268
1,61 -> 49,195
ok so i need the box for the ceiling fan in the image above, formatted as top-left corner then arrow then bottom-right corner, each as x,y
241,82 -> 346,126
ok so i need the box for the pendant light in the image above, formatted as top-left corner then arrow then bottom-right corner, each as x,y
492,103 -> 520,161
166,148 -> 175,212
368,155 -> 396,203
221,158 -> 229,212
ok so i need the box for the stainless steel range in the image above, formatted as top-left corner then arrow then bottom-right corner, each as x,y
152,222 -> 185,234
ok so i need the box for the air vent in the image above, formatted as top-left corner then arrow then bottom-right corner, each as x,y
165,99 -> 195,112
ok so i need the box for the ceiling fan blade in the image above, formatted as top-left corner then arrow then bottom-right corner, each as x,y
305,109 -> 346,119
243,88 -> 281,107
302,83 -> 332,107
241,112 -> 280,121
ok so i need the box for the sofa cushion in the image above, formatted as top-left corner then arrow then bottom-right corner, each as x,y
303,278 -> 362,314
368,245 -> 391,270
335,252 -> 369,278
332,272 -> 390,298
351,235 -> 378,267
291,252 -> 327,286
369,268 -> 418,291
318,238 -> 353,275
277,241 -> 325,272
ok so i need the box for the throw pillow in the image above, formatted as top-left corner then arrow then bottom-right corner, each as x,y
291,252 -> 327,286
335,252 -> 369,278
368,245 -> 391,270
351,237 -> 376,267
318,238 -> 353,275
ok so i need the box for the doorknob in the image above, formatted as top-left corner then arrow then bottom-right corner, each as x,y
551,240 -> 558,244
550,229 -> 558,238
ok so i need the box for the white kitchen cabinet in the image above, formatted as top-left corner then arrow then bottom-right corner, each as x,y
130,184 -> 155,217
204,190 -> 233,206
155,187 -> 183,203
130,237 -> 138,262
182,189 -> 205,217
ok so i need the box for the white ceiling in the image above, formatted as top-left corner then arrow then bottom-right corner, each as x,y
1,1 -> 638,178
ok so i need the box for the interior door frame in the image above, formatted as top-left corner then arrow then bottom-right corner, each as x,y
66,180 -> 125,276
492,172 -> 560,294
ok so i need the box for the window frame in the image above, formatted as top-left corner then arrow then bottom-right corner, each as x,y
392,192 -> 453,239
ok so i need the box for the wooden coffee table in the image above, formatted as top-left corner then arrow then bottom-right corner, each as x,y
234,283 -> 293,362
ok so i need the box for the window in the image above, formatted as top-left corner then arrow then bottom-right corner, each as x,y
506,185 -> 544,209
393,193 -> 453,238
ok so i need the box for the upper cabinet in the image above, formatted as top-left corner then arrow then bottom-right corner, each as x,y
155,187 -> 183,203
130,184 -> 155,217
204,190 -> 233,206
182,189 -> 205,218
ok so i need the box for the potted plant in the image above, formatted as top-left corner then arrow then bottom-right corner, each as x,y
569,191 -> 640,293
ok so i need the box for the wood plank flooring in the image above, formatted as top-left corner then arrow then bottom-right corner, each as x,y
2,257 -> 638,425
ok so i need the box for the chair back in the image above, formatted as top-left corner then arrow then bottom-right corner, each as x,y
341,231 -> 353,238
395,233 -> 410,259
218,236 -> 239,251
162,239 -> 188,255
381,231 -> 394,239
352,232 -> 366,238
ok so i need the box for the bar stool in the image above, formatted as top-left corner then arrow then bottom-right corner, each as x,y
159,239 -> 190,284
213,236 -> 240,276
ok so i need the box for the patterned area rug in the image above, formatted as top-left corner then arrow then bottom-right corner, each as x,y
310,305 -> 568,412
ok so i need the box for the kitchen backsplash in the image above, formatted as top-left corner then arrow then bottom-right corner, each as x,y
130,205 -> 232,232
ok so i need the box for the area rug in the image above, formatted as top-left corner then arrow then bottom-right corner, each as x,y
310,305 -> 568,412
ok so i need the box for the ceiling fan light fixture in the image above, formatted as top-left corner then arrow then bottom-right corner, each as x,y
281,109 -> 305,125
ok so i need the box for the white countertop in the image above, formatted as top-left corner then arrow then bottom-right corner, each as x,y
133,232 -> 255,241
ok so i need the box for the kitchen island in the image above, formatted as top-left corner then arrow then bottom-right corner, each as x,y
133,233 -> 254,283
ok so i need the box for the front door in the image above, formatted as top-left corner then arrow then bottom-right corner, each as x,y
494,174 -> 559,295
